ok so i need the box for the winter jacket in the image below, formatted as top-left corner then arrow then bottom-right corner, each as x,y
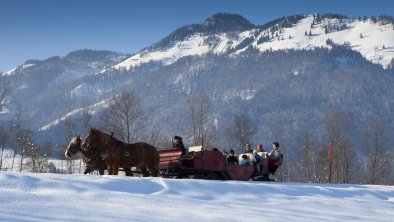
254,153 -> 262,163
227,156 -> 239,164
175,142 -> 186,155
240,159 -> 250,166
269,148 -> 282,160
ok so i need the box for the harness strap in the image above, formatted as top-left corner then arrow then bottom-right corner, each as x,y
111,139 -> 117,151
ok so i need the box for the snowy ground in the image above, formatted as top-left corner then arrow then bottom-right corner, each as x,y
0,172 -> 393,222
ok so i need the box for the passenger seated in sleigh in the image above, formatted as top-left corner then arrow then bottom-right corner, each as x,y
261,142 -> 283,177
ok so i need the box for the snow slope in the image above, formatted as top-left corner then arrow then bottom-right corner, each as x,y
2,64 -> 35,76
115,15 -> 394,70
0,172 -> 393,222
114,34 -> 211,69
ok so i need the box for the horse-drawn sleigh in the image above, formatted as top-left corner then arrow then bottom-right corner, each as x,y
66,128 -> 283,181
158,147 -> 283,181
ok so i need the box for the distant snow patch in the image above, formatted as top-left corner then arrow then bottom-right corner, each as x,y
22,64 -> 35,69
39,99 -> 110,131
224,88 -> 256,101
3,68 -> 17,76
114,34 -> 211,70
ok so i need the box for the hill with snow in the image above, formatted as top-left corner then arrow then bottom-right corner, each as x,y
0,172 -> 393,222
115,14 -> 394,70
1,13 -> 394,158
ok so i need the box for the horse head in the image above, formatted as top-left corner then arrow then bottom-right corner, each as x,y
65,135 -> 82,158
81,128 -> 101,150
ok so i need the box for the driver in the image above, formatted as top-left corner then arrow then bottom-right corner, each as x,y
174,136 -> 186,155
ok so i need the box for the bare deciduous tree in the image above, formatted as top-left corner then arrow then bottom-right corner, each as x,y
80,109 -> 93,134
363,117 -> 391,184
224,125 -> 238,150
296,133 -> 328,183
17,127 -> 34,172
0,79 -> 11,113
323,107 -> 356,183
298,131 -> 319,182
146,129 -> 171,148
234,113 -> 256,151
186,93 -> 211,146
100,89 -> 143,143
223,112 -> 256,153
25,140 -> 51,173
0,125 -> 8,169
10,104 -> 23,172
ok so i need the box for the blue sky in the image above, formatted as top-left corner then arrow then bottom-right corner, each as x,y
0,0 -> 393,72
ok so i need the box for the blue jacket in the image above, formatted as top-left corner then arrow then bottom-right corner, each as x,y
240,159 -> 250,166
254,153 -> 261,163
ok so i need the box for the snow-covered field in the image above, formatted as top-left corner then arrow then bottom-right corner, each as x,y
0,172 -> 393,222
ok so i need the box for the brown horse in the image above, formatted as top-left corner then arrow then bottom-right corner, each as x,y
82,128 -> 160,176
65,136 -> 133,176
65,136 -> 105,175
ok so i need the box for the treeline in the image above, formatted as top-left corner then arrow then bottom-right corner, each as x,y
172,92 -> 394,185
1,76 -> 393,185
0,80 -> 49,172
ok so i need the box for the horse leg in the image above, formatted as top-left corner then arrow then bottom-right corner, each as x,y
83,167 -> 94,174
125,168 -> 133,176
146,164 -> 159,177
107,162 -> 113,175
142,168 -> 149,177
140,164 -> 149,177
148,154 -> 160,177
124,163 -> 133,176
113,162 -> 119,175
151,167 -> 160,177
99,168 -> 105,175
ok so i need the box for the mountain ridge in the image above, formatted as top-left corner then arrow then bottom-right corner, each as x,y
115,13 -> 394,70
1,12 -> 394,152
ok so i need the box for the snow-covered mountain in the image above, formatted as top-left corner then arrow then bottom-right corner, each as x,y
1,49 -> 128,128
115,13 -> 394,70
2,13 -> 394,152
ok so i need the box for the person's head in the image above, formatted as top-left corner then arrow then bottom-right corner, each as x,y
272,142 -> 279,149
174,136 -> 182,143
257,144 -> 263,152
212,147 -> 219,152
229,149 -> 235,156
242,154 -> 248,160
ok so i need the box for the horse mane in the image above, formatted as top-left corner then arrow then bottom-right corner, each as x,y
89,128 -> 122,146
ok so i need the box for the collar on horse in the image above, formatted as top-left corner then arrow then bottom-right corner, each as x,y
101,132 -> 131,160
